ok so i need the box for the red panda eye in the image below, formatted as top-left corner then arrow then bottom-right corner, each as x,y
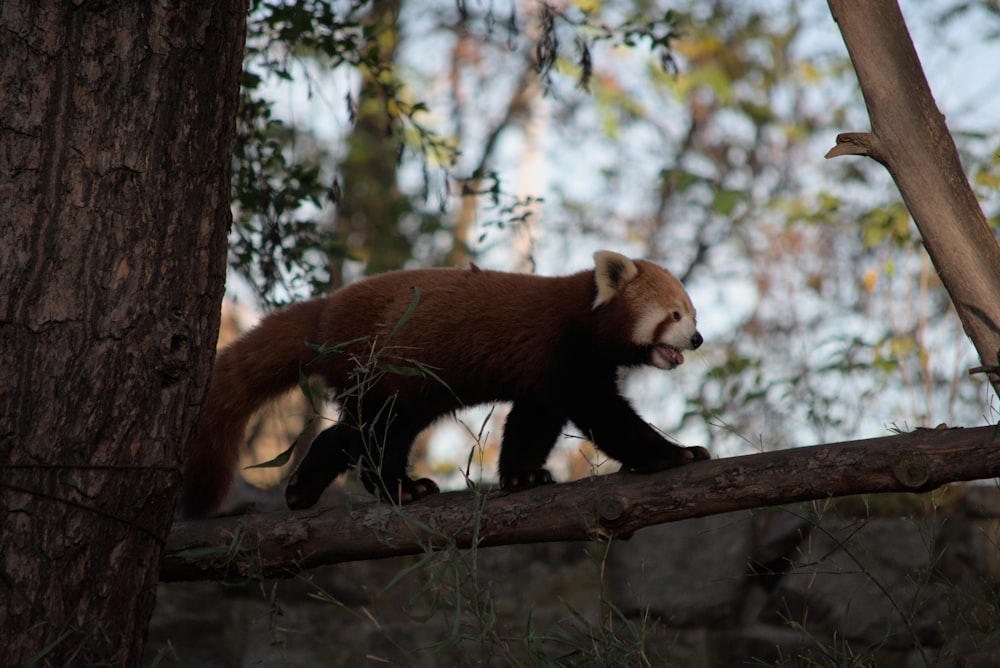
672,311 -> 682,322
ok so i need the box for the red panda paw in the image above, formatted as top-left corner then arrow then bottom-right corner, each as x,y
685,445 -> 711,461
285,474 -> 326,511
499,468 -> 554,492
623,445 -> 711,473
396,477 -> 441,505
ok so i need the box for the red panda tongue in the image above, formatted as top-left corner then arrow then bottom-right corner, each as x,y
658,343 -> 684,366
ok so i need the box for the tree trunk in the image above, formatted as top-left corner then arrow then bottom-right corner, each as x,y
0,3 -> 246,665
162,425 -> 1000,581
331,0 -> 412,281
825,0 -> 1000,396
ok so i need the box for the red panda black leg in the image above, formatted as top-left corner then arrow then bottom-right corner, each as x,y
354,415 -> 441,505
359,468 -> 441,505
497,401 -> 566,492
685,445 -> 711,461
285,423 -> 357,510
568,389 -> 709,473
286,418 -> 442,507
620,445 -> 711,472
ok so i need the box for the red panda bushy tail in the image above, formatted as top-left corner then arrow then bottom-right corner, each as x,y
182,299 -> 325,518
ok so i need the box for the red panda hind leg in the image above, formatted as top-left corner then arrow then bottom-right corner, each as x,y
285,423 -> 356,510
285,412 -> 442,508
361,471 -> 441,504
353,414 -> 441,503
497,401 -> 565,492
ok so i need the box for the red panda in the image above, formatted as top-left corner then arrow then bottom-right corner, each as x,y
182,251 -> 708,518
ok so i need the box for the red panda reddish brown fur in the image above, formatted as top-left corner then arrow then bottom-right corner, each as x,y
182,251 -> 707,517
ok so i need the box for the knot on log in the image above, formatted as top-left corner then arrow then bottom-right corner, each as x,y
597,496 -> 625,524
891,452 -> 931,489
592,495 -> 635,541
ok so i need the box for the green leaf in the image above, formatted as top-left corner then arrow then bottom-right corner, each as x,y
712,188 -> 744,215
375,362 -> 425,377
245,441 -> 297,469
386,285 -> 421,341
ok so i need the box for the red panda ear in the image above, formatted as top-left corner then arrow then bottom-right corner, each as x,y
593,250 -> 639,308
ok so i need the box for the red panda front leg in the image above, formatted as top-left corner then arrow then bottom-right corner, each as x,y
567,390 -> 709,473
498,401 -> 567,491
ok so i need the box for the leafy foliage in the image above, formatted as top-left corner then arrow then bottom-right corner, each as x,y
230,1 -> 692,300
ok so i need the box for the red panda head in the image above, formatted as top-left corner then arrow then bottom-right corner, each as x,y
592,250 -> 702,370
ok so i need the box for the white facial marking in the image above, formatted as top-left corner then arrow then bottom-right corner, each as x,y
651,310 -> 698,370
631,305 -> 668,345
664,314 -> 697,349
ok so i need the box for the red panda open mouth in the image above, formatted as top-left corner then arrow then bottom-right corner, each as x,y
656,343 -> 685,367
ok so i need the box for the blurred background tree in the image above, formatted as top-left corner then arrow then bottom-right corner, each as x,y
227,0 -> 1000,486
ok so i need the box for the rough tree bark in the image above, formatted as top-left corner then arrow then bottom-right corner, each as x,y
162,425 -> 1000,581
826,0 -> 1000,396
0,3 -> 246,665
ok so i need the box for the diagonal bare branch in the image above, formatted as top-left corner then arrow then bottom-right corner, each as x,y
826,0 -> 1000,396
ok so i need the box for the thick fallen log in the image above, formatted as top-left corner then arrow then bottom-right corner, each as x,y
161,424 -> 1000,581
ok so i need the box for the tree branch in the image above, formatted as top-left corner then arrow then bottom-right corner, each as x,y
824,131 -> 882,163
161,425 -> 1000,581
826,0 -> 1000,396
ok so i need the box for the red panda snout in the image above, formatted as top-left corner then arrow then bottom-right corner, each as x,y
650,315 -> 701,370
654,342 -> 685,368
